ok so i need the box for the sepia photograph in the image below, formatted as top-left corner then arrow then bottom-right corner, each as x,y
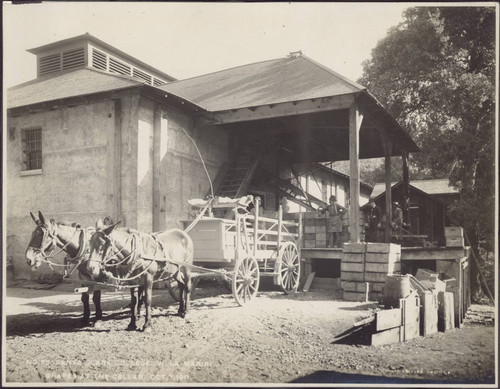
2,1 -> 497,386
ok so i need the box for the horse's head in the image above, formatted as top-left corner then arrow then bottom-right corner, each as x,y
26,211 -> 58,270
87,219 -> 120,278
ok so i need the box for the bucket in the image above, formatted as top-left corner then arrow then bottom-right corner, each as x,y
383,274 -> 411,308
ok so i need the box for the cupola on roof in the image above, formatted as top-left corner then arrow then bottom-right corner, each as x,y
29,32 -> 176,86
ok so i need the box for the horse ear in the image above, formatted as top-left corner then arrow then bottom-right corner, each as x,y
30,212 -> 39,224
103,216 -> 114,226
102,221 -> 121,235
38,211 -> 46,225
96,219 -> 104,230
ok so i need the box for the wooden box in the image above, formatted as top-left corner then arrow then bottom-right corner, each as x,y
420,291 -> 438,336
438,291 -> 455,332
446,237 -> 465,247
445,226 -> 464,238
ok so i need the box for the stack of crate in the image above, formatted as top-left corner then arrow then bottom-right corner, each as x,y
301,212 -> 327,248
341,242 -> 401,302
445,226 -> 464,247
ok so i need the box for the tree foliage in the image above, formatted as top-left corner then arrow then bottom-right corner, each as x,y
359,7 -> 496,254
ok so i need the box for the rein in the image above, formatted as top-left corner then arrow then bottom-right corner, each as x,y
30,226 -> 82,269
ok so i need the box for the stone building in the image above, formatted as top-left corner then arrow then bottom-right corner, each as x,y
7,33 -> 419,280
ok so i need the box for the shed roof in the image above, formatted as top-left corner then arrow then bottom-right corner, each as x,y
7,68 -> 144,109
370,179 -> 459,199
159,53 -> 364,112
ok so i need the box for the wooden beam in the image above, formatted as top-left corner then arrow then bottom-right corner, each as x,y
381,131 -> 393,242
349,104 -> 363,243
402,151 -> 410,226
207,94 -> 355,125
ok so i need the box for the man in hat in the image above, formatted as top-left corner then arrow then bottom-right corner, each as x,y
392,201 -> 403,238
324,195 -> 346,248
365,199 -> 382,242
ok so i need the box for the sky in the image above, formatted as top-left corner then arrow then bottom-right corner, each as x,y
2,2 -> 411,88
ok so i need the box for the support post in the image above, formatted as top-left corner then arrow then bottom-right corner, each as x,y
348,104 -> 363,243
381,132 -> 393,243
402,150 -> 410,228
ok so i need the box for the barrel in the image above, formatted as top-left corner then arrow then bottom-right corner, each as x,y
383,274 -> 411,308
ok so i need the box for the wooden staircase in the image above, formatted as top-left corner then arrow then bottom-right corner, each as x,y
216,136 -> 268,199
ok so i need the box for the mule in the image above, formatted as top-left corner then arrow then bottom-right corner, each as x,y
26,211 -> 108,326
87,220 -> 194,332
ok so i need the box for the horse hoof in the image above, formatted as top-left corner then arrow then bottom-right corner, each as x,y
92,321 -> 103,329
126,324 -> 137,331
142,326 -> 152,333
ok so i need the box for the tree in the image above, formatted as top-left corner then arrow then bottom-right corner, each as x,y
358,7 -> 496,297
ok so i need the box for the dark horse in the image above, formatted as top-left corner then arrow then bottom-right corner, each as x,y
87,220 -> 194,332
26,211 -> 108,326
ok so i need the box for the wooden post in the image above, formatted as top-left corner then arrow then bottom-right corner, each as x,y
106,99 -> 123,224
254,196 -> 260,257
348,104 -> 363,243
402,151 -> 410,227
381,132 -> 393,243
277,205 -> 283,249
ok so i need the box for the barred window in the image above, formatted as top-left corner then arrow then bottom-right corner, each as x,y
21,127 -> 42,171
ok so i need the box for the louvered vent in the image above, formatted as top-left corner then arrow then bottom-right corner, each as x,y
153,78 -> 166,86
39,53 -> 61,75
133,68 -> 152,84
62,48 -> 85,70
109,57 -> 131,76
92,49 -> 107,70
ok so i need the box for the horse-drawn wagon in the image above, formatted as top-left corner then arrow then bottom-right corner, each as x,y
166,195 -> 303,305
25,196 -> 302,331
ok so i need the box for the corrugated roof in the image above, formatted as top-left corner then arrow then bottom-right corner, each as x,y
8,68 -> 144,109
159,54 -> 365,112
370,179 -> 459,198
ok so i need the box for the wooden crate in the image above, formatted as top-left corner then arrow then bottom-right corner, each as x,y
438,291 -> 455,332
446,237 -> 465,247
370,295 -> 420,345
420,291 -> 438,336
343,290 -> 369,302
445,226 -> 463,238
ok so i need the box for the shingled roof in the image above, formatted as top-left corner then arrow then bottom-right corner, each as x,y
159,53 -> 364,112
370,179 -> 459,199
7,68 -> 144,109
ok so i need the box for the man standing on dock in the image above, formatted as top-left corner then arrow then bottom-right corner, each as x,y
324,195 -> 346,248
365,200 -> 382,242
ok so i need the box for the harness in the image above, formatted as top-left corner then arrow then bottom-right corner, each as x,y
29,224 -> 82,270
96,230 -> 178,284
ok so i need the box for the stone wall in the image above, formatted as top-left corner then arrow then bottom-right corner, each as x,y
6,92 -> 229,279
6,99 -> 115,279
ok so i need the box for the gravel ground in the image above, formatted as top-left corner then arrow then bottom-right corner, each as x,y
4,280 -> 496,385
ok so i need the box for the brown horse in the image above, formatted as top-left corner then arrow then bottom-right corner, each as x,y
87,220 -> 194,332
26,211 -> 108,326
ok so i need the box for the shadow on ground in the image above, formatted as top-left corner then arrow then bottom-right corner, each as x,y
291,370 -> 471,384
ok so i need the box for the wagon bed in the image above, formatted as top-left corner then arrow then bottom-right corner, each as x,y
174,196 -> 303,305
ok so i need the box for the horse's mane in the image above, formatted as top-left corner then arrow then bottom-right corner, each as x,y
57,221 -> 81,228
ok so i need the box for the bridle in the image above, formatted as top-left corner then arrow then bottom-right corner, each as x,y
89,230 -> 137,269
28,223 -> 80,264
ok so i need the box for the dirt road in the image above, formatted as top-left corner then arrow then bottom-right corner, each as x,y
4,281 -> 496,385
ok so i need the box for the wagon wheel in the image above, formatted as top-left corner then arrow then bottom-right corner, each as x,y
232,257 -> 260,306
275,241 -> 300,294
165,278 -> 181,302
